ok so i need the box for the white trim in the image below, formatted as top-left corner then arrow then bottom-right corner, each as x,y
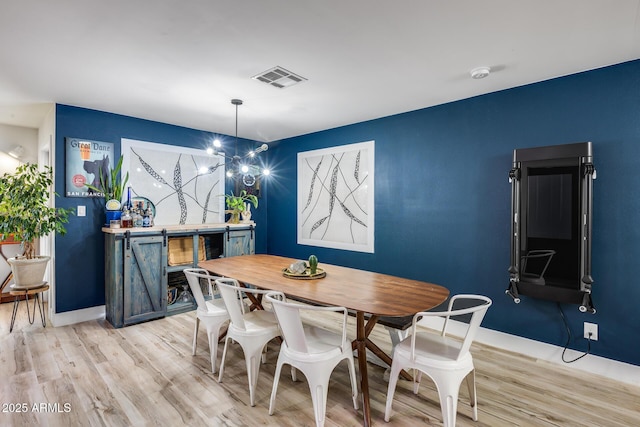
50,305 -> 105,327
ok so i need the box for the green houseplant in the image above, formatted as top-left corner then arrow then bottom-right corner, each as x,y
224,190 -> 258,224
85,155 -> 129,206
0,163 -> 74,288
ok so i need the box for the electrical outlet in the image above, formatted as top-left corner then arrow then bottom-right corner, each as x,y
584,322 -> 598,341
77,205 -> 86,217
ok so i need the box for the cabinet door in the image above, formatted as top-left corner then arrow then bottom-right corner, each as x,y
225,229 -> 255,257
123,235 -> 167,325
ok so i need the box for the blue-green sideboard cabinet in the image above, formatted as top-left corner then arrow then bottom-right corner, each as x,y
104,223 -> 255,328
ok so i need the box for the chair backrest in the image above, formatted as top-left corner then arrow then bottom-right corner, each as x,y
265,292 -> 349,354
412,294 -> 492,361
216,278 -> 283,331
183,268 -> 220,312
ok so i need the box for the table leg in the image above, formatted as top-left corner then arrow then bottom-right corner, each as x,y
36,293 -> 46,327
10,297 -> 20,333
356,311 -> 371,427
355,315 -> 413,382
238,280 -> 263,310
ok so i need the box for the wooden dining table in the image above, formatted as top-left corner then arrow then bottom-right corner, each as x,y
199,254 -> 449,426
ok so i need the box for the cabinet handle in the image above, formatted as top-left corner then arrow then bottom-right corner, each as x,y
250,225 -> 254,240
162,229 -> 167,246
226,226 -> 230,241
125,230 -> 131,250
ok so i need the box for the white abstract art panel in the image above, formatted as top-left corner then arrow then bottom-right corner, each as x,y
297,141 -> 374,253
121,138 -> 226,225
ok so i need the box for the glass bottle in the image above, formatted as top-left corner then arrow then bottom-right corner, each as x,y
147,205 -> 154,227
142,208 -> 150,227
133,208 -> 143,227
121,210 -> 133,228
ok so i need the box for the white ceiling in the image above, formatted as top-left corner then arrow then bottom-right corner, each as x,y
1,1 -> 639,142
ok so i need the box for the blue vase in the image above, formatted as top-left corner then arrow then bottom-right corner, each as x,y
105,210 -> 122,227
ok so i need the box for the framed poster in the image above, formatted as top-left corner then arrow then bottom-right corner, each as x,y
121,138 -> 226,226
297,140 -> 375,253
65,138 -> 114,197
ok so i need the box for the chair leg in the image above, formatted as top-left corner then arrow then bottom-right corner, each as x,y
217,336 -> 231,383
269,358 -> 285,415
346,356 -> 359,410
466,369 -> 478,421
192,317 -> 200,356
206,325 -> 221,374
413,370 -> 423,394
246,348 -> 264,407
432,371 -> 464,427
384,361 -> 404,422
308,374 -> 331,427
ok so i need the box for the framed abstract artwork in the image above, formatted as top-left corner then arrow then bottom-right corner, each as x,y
297,140 -> 375,253
121,138 -> 226,225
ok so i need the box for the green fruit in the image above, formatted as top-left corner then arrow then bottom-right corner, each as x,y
308,255 -> 318,274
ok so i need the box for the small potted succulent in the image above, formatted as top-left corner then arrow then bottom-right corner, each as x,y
0,163 -> 74,288
224,190 -> 258,224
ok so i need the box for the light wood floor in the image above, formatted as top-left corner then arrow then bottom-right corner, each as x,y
1,300 -> 639,427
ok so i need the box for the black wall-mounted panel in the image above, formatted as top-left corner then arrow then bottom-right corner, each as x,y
507,142 -> 596,312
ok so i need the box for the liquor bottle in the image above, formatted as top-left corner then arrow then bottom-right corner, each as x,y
121,210 -> 133,228
142,208 -> 150,227
133,208 -> 143,227
146,203 -> 154,227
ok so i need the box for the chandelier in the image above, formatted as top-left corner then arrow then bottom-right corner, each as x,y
206,99 -> 270,187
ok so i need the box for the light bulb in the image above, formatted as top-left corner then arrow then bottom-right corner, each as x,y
226,170 -> 233,177
248,151 -> 255,157
255,143 -> 268,154
262,168 -> 270,176
213,139 -> 222,148
206,147 -> 214,155
241,164 -> 249,173
199,166 -> 208,174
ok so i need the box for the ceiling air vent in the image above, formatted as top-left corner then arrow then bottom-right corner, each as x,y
252,66 -> 307,89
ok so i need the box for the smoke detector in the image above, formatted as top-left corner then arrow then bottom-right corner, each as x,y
470,66 -> 491,79
252,66 -> 307,89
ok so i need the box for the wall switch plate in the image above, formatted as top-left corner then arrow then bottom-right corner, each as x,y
77,205 -> 86,217
584,322 -> 598,341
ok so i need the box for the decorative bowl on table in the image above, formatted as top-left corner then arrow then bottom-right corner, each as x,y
282,265 -> 326,280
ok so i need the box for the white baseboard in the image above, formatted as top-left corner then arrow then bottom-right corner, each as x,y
49,305 -> 639,387
472,323 -> 640,387
50,305 -> 105,327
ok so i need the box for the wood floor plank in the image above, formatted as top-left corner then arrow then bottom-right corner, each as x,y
1,301 -> 639,426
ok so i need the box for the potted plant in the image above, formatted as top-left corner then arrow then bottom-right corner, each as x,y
0,163 -> 74,288
85,155 -> 129,224
224,190 -> 258,224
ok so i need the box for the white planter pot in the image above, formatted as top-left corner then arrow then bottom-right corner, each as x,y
7,256 -> 50,289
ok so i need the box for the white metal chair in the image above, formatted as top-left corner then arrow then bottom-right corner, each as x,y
265,292 -> 359,427
384,294 -> 492,427
183,268 -> 229,374
216,278 -> 282,407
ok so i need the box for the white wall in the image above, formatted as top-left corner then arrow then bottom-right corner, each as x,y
0,123 -> 38,172
0,115 -> 45,295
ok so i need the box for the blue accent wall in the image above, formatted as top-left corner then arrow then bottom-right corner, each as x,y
53,59 -> 640,367
266,59 -> 640,366
54,105 -> 268,312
